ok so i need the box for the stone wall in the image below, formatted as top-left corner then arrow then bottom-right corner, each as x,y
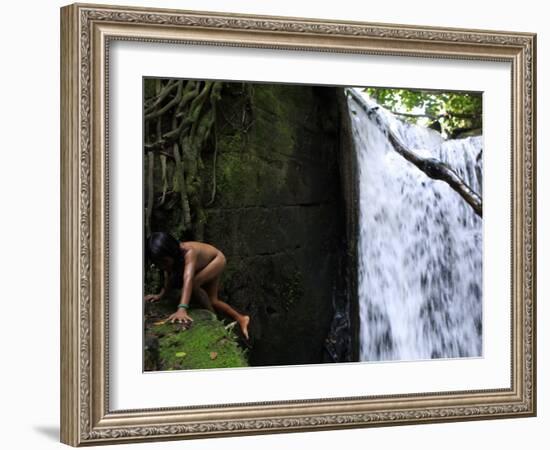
200,83 -> 346,366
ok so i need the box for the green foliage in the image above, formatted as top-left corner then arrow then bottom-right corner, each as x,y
364,87 -> 482,138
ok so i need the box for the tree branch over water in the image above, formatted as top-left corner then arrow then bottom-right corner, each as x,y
348,89 -> 482,218
386,132 -> 482,217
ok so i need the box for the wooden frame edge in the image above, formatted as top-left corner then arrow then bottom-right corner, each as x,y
61,3 -> 80,447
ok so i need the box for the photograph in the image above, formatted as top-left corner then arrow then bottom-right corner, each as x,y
142,79 -> 483,371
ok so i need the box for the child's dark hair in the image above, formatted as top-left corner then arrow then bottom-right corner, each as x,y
147,232 -> 184,270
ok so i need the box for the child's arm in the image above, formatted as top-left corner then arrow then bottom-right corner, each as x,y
167,250 -> 196,324
144,270 -> 172,302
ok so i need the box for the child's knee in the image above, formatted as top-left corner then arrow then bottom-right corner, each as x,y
217,251 -> 226,268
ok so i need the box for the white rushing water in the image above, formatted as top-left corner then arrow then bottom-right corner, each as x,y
348,89 -> 483,362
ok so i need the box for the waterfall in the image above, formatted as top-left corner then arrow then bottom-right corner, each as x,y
347,89 -> 483,362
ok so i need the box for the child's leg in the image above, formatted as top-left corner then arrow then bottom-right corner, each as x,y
194,253 -> 250,339
192,287 -> 214,312
207,283 -> 250,340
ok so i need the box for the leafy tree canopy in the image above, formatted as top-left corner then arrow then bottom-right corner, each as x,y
363,87 -> 482,138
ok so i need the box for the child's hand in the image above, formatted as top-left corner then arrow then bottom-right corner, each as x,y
144,294 -> 162,303
167,308 -> 194,325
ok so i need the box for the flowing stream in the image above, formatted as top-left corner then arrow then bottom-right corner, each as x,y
347,89 -> 483,362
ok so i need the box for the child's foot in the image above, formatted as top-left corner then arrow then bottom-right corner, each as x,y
238,315 -> 250,340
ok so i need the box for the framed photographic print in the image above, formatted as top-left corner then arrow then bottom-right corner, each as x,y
60,2 -> 537,446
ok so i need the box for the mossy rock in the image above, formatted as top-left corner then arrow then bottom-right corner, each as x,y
146,309 -> 249,371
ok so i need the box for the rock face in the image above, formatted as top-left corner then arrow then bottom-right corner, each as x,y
199,83 -> 346,366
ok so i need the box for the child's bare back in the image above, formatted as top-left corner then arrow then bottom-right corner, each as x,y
179,241 -> 220,273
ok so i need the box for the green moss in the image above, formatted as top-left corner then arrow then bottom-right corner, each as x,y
248,85 -> 308,157
203,83 -> 329,214
151,309 -> 248,371
217,152 -> 254,194
219,131 -> 246,153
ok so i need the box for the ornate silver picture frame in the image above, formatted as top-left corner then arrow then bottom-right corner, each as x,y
60,2 -> 536,446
